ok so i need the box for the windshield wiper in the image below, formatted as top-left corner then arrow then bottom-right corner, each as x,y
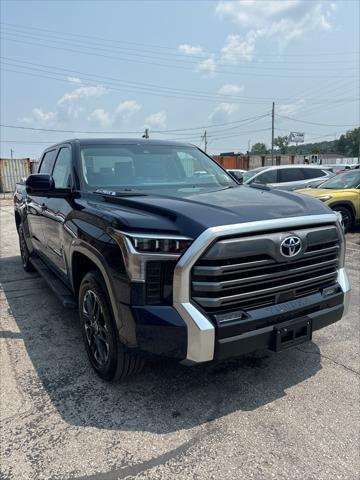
94,188 -> 148,197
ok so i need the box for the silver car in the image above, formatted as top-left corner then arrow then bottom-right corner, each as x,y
242,165 -> 334,191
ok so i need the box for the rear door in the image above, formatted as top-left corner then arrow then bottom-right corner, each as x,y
40,146 -> 74,277
301,168 -> 329,187
26,149 -> 57,254
275,168 -> 306,190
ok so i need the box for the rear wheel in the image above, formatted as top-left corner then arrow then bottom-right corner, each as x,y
332,205 -> 353,233
18,224 -> 35,272
79,271 -> 143,381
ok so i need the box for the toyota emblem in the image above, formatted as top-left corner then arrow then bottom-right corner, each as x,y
280,236 -> 302,257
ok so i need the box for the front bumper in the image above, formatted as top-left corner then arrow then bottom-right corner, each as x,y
215,302 -> 344,360
172,214 -> 351,365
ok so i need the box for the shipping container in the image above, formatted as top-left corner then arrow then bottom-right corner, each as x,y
0,158 -> 31,193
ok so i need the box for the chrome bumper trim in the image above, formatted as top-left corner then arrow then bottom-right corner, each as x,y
337,267 -> 351,316
173,213 -> 339,364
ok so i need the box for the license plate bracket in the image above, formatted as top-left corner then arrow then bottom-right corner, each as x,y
274,317 -> 312,352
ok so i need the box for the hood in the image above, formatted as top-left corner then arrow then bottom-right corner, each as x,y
81,186 -> 332,238
296,188 -> 333,197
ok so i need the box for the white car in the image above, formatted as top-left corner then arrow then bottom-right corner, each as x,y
227,169 -> 246,182
242,165 -> 334,191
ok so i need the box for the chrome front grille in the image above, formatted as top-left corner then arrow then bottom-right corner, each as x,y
191,226 -> 339,313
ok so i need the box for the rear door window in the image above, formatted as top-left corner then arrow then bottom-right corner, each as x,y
302,168 -> 327,179
39,149 -> 57,174
278,168 -> 305,183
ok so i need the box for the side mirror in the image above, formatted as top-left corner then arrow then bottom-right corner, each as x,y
26,174 -> 55,194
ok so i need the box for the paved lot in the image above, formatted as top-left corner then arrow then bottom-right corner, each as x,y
0,199 -> 359,480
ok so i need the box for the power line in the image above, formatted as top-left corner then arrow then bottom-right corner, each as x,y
2,35 -> 357,79
2,27 -> 358,71
2,22 -> 359,59
0,114 -> 270,135
3,57 -> 357,105
276,114 -> 359,127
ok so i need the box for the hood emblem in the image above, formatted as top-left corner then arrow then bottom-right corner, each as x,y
280,236 -> 302,258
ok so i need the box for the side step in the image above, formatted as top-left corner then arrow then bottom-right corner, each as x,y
30,256 -> 77,309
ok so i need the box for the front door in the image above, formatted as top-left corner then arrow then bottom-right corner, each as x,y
26,149 -> 57,255
40,146 -> 73,278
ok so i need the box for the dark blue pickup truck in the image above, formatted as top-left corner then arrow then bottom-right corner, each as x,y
14,139 -> 351,381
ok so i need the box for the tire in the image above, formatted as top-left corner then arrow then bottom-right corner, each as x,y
79,271 -> 143,381
18,224 -> 35,272
332,205 -> 353,233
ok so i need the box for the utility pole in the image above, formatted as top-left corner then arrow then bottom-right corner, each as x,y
248,139 -> 251,154
10,149 -> 14,159
202,130 -> 208,153
142,128 -> 149,139
271,102 -> 275,165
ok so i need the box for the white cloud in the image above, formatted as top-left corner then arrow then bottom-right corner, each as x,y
20,108 -> 58,125
87,109 -> 112,128
197,57 -> 217,78
114,100 -> 142,120
178,44 -> 204,55
218,84 -> 244,95
57,85 -> 107,107
88,100 -> 142,127
221,32 -> 260,64
144,110 -> 167,129
19,81 -> 142,128
67,76 -> 82,84
216,1 -> 335,55
278,99 -> 305,116
208,102 -> 239,123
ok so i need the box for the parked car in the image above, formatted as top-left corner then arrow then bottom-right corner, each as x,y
242,165 -> 334,190
320,165 -> 354,174
14,139 -> 350,381
296,170 -> 360,232
227,168 -> 246,182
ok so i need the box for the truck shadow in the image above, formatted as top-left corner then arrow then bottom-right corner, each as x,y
1,255 -> 321,434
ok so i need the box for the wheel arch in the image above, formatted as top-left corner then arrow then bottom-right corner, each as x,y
71,245 -> 121,329
329,200 -> 356,220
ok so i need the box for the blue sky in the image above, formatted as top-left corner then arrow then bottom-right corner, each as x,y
0,0 -> 359,158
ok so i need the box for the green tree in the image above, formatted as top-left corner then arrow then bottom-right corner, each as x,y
337,127 -> 359,157
250,142 -> 269,155
274,135 -> 289,154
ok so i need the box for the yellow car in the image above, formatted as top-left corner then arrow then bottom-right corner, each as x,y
296,170 -> 360,232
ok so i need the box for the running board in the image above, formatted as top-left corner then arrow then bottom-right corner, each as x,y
30,256 -> 77,309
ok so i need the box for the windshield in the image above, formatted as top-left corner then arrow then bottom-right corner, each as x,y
80,144 -> 236,194
319,171 -> 360,189
242,169 -> 262,183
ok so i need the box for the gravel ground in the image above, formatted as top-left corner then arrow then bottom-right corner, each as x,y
0,200 -> 359,480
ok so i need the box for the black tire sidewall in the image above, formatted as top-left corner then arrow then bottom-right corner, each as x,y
79,272 -> 122,381
332,206 -> 353,233
19,224 -> 34,272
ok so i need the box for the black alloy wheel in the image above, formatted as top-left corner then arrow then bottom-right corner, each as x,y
79,271 -> 143,381
82,289 -> 110,368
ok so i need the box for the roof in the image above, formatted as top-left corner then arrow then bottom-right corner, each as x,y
249,164 -> 331,172
47,138 -> 194,149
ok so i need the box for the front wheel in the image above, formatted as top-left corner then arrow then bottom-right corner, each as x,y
79,271 -> 143,381
332,206 -> 353,233
18,224 -> 35,272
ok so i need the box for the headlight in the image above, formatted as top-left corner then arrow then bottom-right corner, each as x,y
129,235 -> 193,254
318,195 -> 332,202
108,229 -> 193,281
